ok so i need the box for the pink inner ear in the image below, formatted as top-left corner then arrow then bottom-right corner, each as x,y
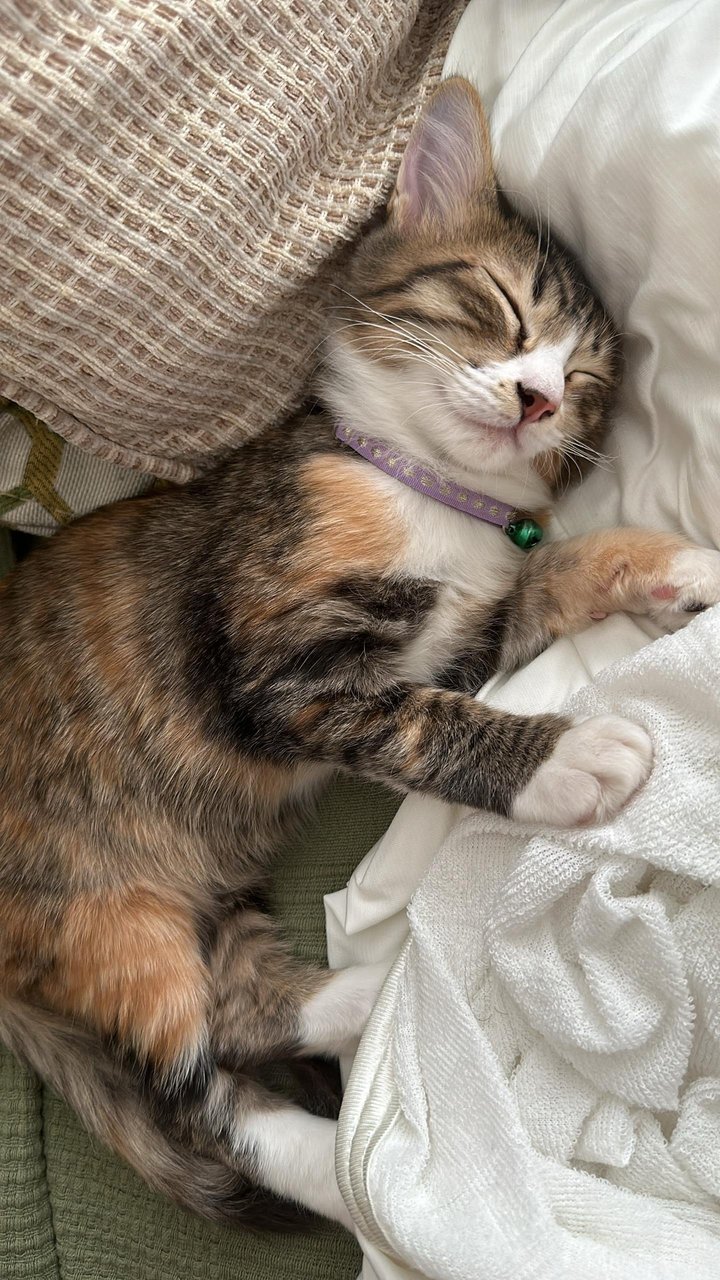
395,80 -> 494,229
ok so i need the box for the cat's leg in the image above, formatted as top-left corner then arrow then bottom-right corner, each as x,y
190,1070 -> 354,1228
24,881 -> 357,1225
196,905 -> 387,1228
502,529 -> 720,668
209,904 -> 386,1065
283,684 -> 651,827
298,961 -> 389,1056
482,528 -> 720,826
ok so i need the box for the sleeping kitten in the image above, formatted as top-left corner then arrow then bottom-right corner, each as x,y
2,77 -> 719,1233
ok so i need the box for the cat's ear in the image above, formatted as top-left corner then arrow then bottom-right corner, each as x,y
389,77 -> 497,233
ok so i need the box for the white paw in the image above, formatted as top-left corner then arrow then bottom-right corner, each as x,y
299,962 -> 389,1056
649,547 -> 720,630
512,714 -> 652,828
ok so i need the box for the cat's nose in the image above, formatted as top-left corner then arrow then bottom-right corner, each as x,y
518,384 -> 559,424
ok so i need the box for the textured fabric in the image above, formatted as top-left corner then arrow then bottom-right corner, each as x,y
0,676 -> 401,1280
0,400 -> 151,533
337,610 -> 720,1278
0,0 -> 463,480
326,2 -> 720,1275
0,1052 -> 58,1279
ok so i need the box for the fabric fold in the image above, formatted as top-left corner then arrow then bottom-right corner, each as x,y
336,610 -> 720,1279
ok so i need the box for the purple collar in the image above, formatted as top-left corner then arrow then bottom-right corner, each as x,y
334,422 -> 544,548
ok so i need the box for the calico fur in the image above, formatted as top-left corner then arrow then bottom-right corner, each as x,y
2,78 -> 720,1231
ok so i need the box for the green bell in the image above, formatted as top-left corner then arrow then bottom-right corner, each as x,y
505,517 -> 544,550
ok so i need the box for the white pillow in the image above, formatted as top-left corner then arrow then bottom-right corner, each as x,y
446,0 -> 720,550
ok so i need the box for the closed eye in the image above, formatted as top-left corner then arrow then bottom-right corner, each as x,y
483,269 -> 526,346
565,370 -> 611,387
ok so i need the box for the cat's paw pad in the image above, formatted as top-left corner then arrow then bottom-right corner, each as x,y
512,714 -> 652,828
650,547 -> 720,629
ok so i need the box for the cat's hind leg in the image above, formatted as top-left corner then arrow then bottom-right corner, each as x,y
5,882 -> 369,1227
208,901 -> 386,1066
170,900 -> 387,1227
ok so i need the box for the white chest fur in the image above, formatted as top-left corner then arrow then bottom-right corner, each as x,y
371,471 -> 524,683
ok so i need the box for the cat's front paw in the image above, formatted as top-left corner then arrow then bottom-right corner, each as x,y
512,715 -> 652,828
649,547 -> 720,630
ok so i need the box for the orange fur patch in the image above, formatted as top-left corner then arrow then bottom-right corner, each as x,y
298,454 -> 405,590
43,887 -> 208,1069
73,542 -> 146,698
543,529 -> 686,629
289,701 -> 330,733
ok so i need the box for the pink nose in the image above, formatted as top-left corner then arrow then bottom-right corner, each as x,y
518,384 -> 558,425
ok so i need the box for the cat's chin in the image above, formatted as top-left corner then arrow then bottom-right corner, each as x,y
470,420 -> 521,453
447,409 -> 534,474
453,416 -> 562,480
452,407 -> 518,439
439,395 -> 532,461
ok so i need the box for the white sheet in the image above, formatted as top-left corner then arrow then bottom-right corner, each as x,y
336,610 -> 720,1279
326,2 -> 720,1276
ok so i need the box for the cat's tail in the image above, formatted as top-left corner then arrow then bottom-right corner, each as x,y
0,996 -> 305,1229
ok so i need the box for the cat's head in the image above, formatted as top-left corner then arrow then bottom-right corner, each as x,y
325,77 -> 620,491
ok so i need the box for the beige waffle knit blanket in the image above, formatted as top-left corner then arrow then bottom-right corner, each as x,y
0,0 -> 462,480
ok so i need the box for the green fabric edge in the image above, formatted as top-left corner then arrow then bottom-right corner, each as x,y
1,534 -> 60,1277
0,1052 -> 60,1279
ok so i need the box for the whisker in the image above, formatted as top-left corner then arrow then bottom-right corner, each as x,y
304,325 -> 452,386
563,453 -> 584,485
566,442 -> 609,468
349,324 -> 457,377
566,441 -> 611,462
564,433 -> 615,463
563,443 -> 614,473
333,286 -> 468,366
333,315 -> 457,375
338,329 -> 456,378
348,337 -> 448,373
384,311 -> 468,365
399,400 -> 443,430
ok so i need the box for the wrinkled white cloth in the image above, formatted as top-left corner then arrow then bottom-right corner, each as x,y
335,611 -> 720,1279
327,1 -> 720,1276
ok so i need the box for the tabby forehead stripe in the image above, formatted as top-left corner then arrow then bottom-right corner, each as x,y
385,306 -> 483,338
439,279 -> 508,338
362,258 -> 474,301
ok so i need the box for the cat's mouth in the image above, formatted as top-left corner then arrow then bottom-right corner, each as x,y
452,406 -> 523,449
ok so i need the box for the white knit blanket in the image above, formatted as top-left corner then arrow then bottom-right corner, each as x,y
336,609 -> 720,1278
